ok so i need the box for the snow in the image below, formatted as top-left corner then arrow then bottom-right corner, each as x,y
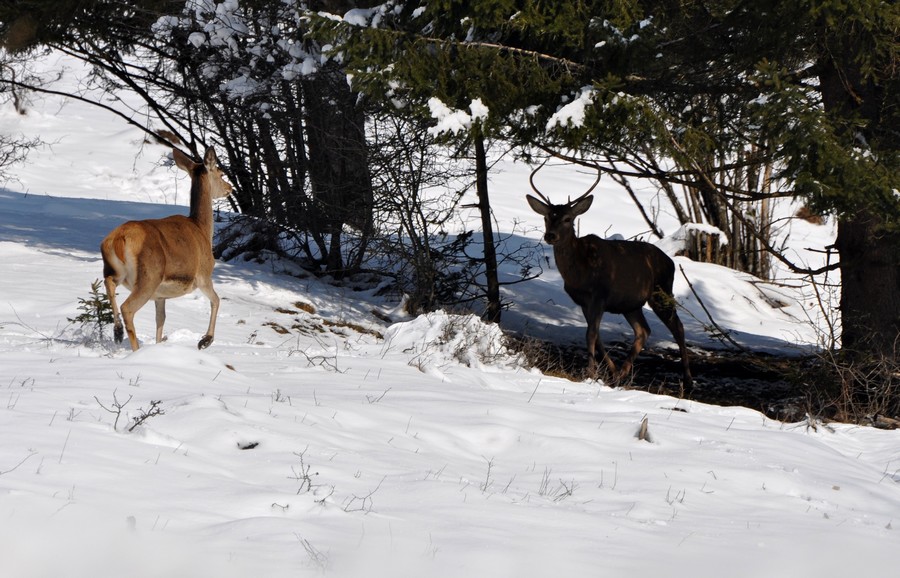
427,97 -> 489,136
655,222 -> 729,257
546,86 -> 597,130
187,31 -> 207,48
0,55 -> 897,578
468,97 -> 489,122
343,8 -> 375,27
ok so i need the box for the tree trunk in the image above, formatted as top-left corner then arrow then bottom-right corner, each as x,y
820,35 -> 900,357
474,132 -> 501,323
302,64 -> 374,275
835,213 -> 900,356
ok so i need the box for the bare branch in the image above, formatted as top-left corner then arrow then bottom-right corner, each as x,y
0,451 -> 38,476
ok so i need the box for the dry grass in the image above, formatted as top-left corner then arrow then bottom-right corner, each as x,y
274,302 -> 317,315
263,321 -> 291,335
263,304 -> 383,340
795,205 -> 825,225
505,334 -> 587,381
797,346 -> 900,427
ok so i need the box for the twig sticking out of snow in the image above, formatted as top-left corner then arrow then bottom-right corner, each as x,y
637,416 -> 652,443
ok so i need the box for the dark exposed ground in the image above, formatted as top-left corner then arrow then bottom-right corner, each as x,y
626,346 -> 810,422
510,334 -> 900,428
507,336 -> 820,423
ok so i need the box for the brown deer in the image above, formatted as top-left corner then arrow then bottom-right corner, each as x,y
526,169 -> 693,392
101,147 -> 232,351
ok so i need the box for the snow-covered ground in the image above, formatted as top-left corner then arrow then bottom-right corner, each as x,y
0,54 -> 897,578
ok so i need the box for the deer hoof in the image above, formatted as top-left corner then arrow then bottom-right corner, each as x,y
113,324 -> 124,343
586,359 -> 600,381
198,335 -> 214,350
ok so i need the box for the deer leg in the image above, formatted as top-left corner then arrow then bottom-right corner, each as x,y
621,309 -> 651,380
585,309 -> 616,379
650,291 -> 693,395
120,291 -> 152,351
197,283 -> 220,350
104,276 -> 124,344
154,299 -> 167,343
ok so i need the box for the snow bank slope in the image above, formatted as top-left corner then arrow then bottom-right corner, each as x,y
0,58 -> 894,578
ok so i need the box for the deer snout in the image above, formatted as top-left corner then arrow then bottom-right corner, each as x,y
544,232 -> 559,244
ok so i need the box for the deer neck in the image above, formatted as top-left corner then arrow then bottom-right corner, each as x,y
188,170 -> 215,240
553,236 -> 590,278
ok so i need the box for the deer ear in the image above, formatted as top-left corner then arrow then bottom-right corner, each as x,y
203,147 -> 218,170
526,194 -> 551,216
570,195 -> 593,216
172,148 -> 196,173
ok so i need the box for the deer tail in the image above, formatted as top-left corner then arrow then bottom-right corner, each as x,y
101,234 -> 128,279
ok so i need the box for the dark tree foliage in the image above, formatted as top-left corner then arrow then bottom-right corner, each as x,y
314,0 -> 899,354
0,1 -> 179,51
3,0 -> 897,354
812,2 -> 900,356
0,0 -> 375,277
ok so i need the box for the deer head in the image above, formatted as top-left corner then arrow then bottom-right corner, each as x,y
525,161 -> 600,246
175,146 -> 233,201
174,147 -> 232,232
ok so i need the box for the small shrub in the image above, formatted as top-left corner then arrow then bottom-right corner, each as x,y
797,345 -> 900,426
505,334 -> 585,381
69,279 -> 114,343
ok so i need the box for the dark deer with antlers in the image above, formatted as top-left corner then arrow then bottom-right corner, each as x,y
101,147 -> 232,351
526,168 -> 693,392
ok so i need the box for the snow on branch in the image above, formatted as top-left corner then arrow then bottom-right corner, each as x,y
153,0 -> 322,104
546,86 -> 597,131
427,97 -> 489,136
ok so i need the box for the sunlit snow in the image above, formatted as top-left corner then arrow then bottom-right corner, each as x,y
0,53 -> 896,578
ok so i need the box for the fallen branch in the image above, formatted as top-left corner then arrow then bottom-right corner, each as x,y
678,265 -> 749,353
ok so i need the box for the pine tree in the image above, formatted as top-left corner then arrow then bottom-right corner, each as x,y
310,1 -> 592,322
69,279 -> 114,342
812,1 -> 900,356
315,0 -> 899,354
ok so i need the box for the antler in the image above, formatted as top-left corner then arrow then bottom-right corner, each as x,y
529,158 -> 553,205
569,166 -> 602,205
531,157 -> 602,206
